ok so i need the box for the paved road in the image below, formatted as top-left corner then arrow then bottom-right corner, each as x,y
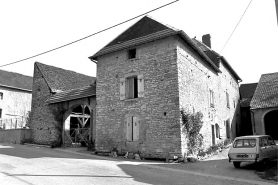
0,143 -> 274,185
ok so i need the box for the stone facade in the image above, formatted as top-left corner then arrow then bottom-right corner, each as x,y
94,34 -> 240,158
30,63 -> 96,145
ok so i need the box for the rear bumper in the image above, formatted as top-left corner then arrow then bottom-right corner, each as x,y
229,157 -> 262,163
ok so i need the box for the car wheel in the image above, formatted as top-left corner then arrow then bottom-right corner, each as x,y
233,162 -> 241,168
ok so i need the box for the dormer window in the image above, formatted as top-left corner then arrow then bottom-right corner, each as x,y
128,49 -> 136,59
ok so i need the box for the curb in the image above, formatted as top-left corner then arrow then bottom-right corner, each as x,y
23,143 -> 51,148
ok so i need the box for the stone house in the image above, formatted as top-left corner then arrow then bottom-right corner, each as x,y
250,72 -> 278,140
29,62 -> 96,146
89,16 -> 241,158
0,70 -> 32,129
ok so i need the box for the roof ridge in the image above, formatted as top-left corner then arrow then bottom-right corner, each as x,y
145,15 -> 179,31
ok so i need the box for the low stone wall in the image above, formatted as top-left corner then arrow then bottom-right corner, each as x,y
0,129 -> 32,144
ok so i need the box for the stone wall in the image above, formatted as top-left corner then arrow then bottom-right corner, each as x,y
30,64 -> 96,146
96,37 -> 182,158
95,35 -> 241,158
30,64 -> 63,145
176,37 -> 240,153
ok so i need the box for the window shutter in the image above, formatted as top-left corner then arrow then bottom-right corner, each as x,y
129,78 -> 134,98
120,78 -> 125,100
133,117 -> 139,141
126,117 -> 132,141
138,74 -> 144,97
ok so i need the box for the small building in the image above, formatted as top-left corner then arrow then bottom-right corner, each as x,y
29,62 -> 96,146
0,69 -> 32,129
89,16 -> 241,158
239,83 -> 258,136
250,72 -> 278,140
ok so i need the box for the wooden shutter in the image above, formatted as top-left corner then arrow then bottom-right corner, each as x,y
120,78 -> 125,100
220,121 -> 225,138
138,74 -> 144,97
126,117 -> 132,141
133,117 -> 139,141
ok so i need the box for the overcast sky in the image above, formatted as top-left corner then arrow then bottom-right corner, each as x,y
0,0 -> 277,84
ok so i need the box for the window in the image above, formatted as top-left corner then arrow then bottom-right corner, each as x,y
126,116 -> 139,141
259,137 -> 269,147
126,76 -> 138,99
268,136 -> 276,145
128,49 -> 136,59
0,109 -> 2,118
120,74 -> 144,100
209,90 -> 214,107
215,124 -> 220,138
226,91 -> 230,108
233,139 -> 256,148
233,100 -> 235,108
0,92 -> 3,100
226,119 -> 230,139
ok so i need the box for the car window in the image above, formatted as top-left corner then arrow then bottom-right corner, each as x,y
268,136 -> 276,145
261,137 -> 269,146
233,139 -> 256,148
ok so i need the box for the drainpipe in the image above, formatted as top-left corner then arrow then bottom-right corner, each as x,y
250,109 -> 256,135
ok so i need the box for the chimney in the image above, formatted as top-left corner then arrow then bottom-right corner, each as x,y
202,34 -> 211,48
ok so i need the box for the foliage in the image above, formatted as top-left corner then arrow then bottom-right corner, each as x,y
198,138 -> 231,157
20,138 -> 34,145
181,109 -> 204,156
50,140 -> 62,148
24,111 -> 31,128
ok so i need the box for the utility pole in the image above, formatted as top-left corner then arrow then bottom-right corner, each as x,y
276,0 -> 278,25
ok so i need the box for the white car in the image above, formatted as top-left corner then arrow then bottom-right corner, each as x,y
228,135 -> 278,168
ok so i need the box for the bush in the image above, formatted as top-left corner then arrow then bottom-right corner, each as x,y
50,140 -> 62,148
20,138 -> 34,144
181,110 -> 204,156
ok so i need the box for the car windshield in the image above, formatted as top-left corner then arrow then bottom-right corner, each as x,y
233,139 -> 256,148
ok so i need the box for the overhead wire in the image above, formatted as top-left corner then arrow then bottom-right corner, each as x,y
220,0 -> 252,54
0,0 -> 179,68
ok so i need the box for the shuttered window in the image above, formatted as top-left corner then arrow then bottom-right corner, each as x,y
209,90 -> 214,107
120,74 -> 144,100
126,116 -> 140,141
226,91 -> 230,108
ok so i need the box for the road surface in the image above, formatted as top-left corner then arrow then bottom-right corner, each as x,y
0,143 -> 274,185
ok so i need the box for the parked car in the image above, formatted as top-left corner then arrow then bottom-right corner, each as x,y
228,135 -> 278,168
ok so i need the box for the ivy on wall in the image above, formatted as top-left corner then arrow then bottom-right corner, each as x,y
181,109 -> 204,156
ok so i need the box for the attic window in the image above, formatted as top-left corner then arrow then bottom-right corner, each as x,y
128,49 -> 136,59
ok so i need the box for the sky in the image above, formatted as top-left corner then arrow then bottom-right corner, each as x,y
0,0 -> 277,84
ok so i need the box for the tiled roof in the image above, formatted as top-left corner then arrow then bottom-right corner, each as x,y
46,85 -> 96,104
250,72 -> 278,109
106,16 -> 172,47
191,38 -> 241,81
89,16 -> 220,73
36,62 -> 95,92
239,83 -> 258,98
0,69 -> 32,91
